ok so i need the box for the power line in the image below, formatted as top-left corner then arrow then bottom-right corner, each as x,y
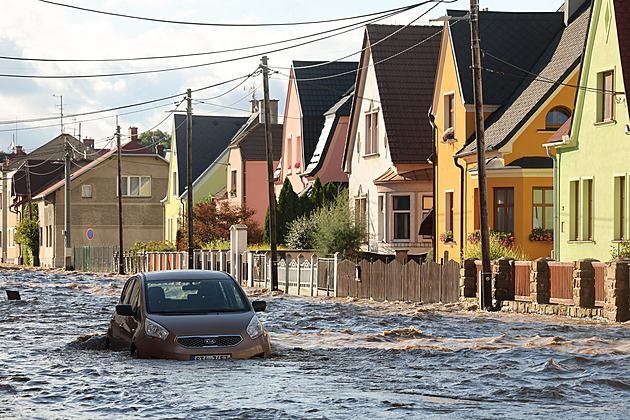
38,0 -> 428,27
0,2 -> 426,79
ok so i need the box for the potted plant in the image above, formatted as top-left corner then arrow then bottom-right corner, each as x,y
439,231 -> 454,243
229,185 -> 237,197
441,127 -> 456,143
529,227 -> 553,243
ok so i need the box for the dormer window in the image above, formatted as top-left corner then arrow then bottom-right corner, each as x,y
364,102 -> 379,156
545,106 -> 571,130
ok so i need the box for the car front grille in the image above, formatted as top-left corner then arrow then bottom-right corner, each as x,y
177,335 -> 243,348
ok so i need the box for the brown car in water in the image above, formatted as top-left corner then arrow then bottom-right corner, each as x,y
107,270 -> 271,360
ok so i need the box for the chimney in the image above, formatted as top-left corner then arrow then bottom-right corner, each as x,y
565,0 -> 588,26
14,145 -> 24,155
156,144 -> 165,157
250,99 -> 260,114
128,126 -> 138,142
83,138 -> 95,150
257,99 -> 279,124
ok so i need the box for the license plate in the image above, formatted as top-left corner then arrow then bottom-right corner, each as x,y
191,354 -> 231,360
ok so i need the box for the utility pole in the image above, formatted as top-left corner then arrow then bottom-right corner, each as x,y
186,88 -> 194,269
260,56 -> 279,291
470,0 -> 492,310
25,162 -> 38,266
116,123 -> 124,275
64,134 -> 72,270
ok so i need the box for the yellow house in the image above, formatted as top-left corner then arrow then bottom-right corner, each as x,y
432,6 -> 587,261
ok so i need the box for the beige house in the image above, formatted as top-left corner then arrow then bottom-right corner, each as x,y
34,132 -> 168,268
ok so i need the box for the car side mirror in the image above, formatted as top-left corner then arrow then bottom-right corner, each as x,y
116,304 -> 136,317
251,300 -> 266,312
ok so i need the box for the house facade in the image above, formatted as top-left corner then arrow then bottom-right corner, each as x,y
279,61 -> 357,194
553,0 -> 630,261
226,103 -> 283,227
344,25 -> 441,255
35,137 -> 168,268
163,114 -> 248,243
432,7 -> 585,261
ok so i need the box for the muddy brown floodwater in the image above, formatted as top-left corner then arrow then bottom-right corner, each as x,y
1,267 -> 629,419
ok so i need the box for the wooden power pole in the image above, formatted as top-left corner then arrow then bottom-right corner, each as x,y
186,88 -> 194,269
470,0 -> 493,310
260,56 -> 279,291
116,123 -> 124,275
64,134 -> 73,270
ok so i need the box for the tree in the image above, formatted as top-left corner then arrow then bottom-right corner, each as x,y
311,189 -> 364,257
276,178 -> 301,244
137,129 -> 171,150
177,199 -> 262,250
15,203 -> 39,266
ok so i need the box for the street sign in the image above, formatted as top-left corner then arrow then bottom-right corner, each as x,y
87,228 -> 94,240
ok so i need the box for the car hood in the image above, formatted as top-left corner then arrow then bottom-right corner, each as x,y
147,311 -> 255,336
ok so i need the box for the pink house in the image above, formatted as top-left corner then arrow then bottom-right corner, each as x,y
226,100 -> 283,227
277,61 -> 357,194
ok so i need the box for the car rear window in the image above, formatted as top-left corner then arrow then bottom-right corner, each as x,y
145,278 -> 249,314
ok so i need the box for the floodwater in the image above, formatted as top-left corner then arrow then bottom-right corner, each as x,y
1,268 -> 629,419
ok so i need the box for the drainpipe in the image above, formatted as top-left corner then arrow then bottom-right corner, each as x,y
544,135 -> 570,261
428,109 -> 437,261
454,156 -> 466,261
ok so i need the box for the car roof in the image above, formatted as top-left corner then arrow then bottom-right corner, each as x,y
139,270 -> 234,282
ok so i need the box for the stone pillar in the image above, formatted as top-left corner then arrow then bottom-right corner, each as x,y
230,224 -> 248,280
573,258 -> 597,308
460,258 -> 478,298
604,259 -> 630,322
493,257 -> 514,304
530,258 -> 552,304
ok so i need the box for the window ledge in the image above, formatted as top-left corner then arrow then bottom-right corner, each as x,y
362,153 -> 380,159
538,129 -> 558,133
593,119 -> 617,127
442,241 -> 457,247
567,240 -> 596,244
611,240 -> 628,243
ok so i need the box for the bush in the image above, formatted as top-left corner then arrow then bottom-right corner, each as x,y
285,215 -> 317,249
311,191 -> 364,257
529,227 -> 553,243
463,236 -> 528,261
610,241 -> 630,260
15,204 -> 39,266
467,229 -> 514,247
201,239 -> 230,250
128,240 -> 176,253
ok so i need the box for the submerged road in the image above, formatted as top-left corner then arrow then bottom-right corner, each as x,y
1,267 -> 629,419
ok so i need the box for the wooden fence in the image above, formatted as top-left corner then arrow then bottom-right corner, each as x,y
336,259 -> 459,303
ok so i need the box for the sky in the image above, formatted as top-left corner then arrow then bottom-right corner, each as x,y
0,0 -> 565,153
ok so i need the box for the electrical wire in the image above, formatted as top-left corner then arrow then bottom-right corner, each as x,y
0,2 -> 423,79
37,0 -> 428,27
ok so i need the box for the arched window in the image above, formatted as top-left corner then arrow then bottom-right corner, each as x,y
545,106 -> 571,130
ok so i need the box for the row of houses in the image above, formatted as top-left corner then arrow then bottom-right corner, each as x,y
0,0 -> 626,268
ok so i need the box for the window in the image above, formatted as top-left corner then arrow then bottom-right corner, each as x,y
614,176 -> 626,240
286,136 -> 292,175
82,184 -> 92,198
355,196 -> 367,236
364,103 -> 379,156
545,107 -> 570,130
494,188 -> 514,232
230,170 -> 237,197
393,195 -> 410,240
444,93 -> 455,130
122,176 -> 151,197
7,228 -> 14,247
569,180 -> 580,240
171,172 -> 177,196
420,195 -> 433,239
377,195 -> 385,242
598,70 -> 614,122
583,179 -> 593,240
532,187 -> 553,229
445,191 -> 454,234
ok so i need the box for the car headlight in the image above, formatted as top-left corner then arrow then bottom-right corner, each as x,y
145,319 -> 169,341
246,315 -> 264,339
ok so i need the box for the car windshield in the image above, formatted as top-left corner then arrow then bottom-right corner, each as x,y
145,278 -> 249,314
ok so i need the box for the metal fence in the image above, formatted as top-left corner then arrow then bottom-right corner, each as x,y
73,245 -> 118,273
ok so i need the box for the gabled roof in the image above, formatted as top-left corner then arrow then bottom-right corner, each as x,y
12,160 -> 66,207
448,9 -> 566,106
292,60 -> 358,164
456,4 -> 590,156
35,139 -> 165,199
6,134 -> 88,170
173,114 -> 248,197
228,113 -> 283,161
545,117 -> 572,144
616,0 -> 630,122
303,90 -> 353,176
364,24 -> 442,163
374,167 -> 432,184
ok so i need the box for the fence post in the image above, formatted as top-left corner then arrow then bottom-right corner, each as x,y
460,258 -> 478,298
247,252 -> 254,287
573,258 -> 597,308
530,258 -> 552,304
604,259 -> 630,322
310,255 -> 317,296
296,254 -> 304,296
333,252 -> 340,298
493,257 -> 514,305
284,254 -> 291,294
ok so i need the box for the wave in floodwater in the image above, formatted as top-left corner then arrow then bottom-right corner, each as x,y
1,268 -> 630,419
